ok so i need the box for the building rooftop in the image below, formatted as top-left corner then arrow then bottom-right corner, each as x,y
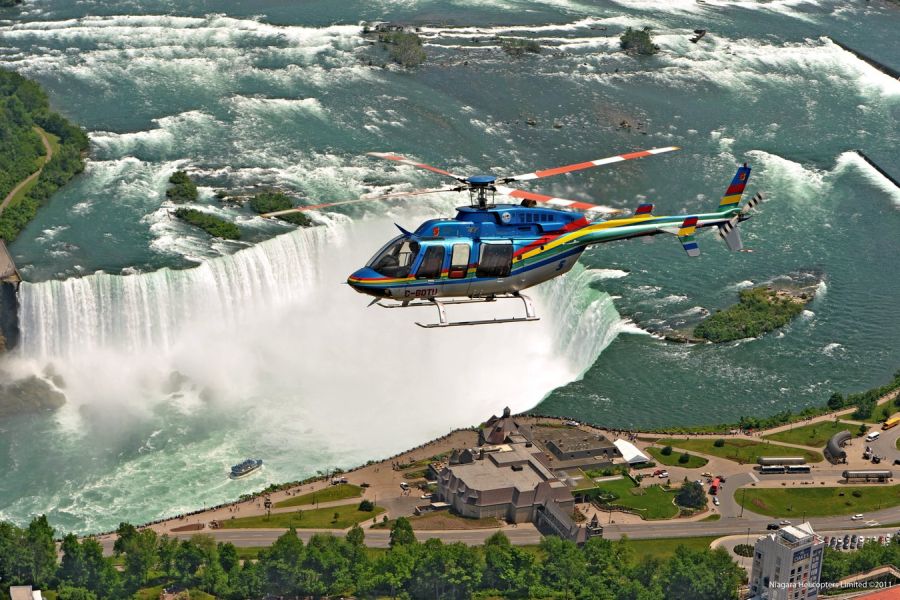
445,443 -> 555,493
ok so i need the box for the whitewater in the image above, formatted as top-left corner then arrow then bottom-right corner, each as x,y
1,0 -> 898,532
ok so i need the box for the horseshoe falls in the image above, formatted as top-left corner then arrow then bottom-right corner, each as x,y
1,0 -> 899,533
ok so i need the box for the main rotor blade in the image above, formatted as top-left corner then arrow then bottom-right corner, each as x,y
260,187 -> 458,217
501,146 -> 680,183
367,152 -> 467,182
494,185 -> 622,215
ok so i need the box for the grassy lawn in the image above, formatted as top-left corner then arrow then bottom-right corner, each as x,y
763,420 -> 857,448
408,511 -> 500,530
274,484 -> 362,508
625,536 -> 718,561
594,476 -> 679,520
219,504 -> 384,529
864,405 -> 898,424
657,438 -> 823,464
700,513 -> 721,522
646,447 -> 709,468
737,485 -> 900,517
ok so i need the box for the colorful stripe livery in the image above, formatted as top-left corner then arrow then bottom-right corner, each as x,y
635,203 -> 654,215
719,165 -> 751,209
677,216 -> 700,257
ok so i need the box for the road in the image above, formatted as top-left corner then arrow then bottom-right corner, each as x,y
97,524 -> 542,554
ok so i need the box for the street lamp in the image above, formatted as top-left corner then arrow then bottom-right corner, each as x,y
740,488 -> 747,518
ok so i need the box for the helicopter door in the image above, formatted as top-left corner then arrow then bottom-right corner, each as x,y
415,245 -> 445,280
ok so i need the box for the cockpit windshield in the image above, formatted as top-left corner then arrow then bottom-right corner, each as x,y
368,236 -> 420,278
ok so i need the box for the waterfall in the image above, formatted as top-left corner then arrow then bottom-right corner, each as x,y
12,216 -> 627,465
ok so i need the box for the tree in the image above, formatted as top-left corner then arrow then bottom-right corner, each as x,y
676,481 -> 707,509
372,545 -> 414,598
174,539 -> 205,586
828,392 -> 845,410
678,452 -> 691,464
167,170 -> 198,203
26,515 -> 57,588
620,27 -> 659,56
483,531 -> 536,597
81,538 -> 122,599
538,536 -> 586,599
389,517 -> 416,548
346,524 -> 365,548
58,533 -> 86,587
248,191 -> 311,226
661,546 -> 743,600
116,527 -> 158,592
157,535 -> 179,578
359,499 -> 375,511
661,445 -> 673,456
218,541 -> 239,573
259,528 -> 305,596
56,587 -> 97,600
713,439 -> 725,447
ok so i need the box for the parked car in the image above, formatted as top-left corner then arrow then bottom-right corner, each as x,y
652,469 -> 664,476
712,496 -> 720,506
851,514 -> 864,520
701,472 -> 712,478
420,493 -> 433,500
767,523 -> 780,530
780,520 -> 792,526
658,471 -> 669,478
843,535 -> 851,546
400,482 -> 409,490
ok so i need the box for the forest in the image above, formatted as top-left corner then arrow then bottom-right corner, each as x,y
0,68 -> 88,241
0,515 -> 748,600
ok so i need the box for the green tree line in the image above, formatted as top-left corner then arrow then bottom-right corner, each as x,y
0,515 -> 747,599
0,68 -> 89,241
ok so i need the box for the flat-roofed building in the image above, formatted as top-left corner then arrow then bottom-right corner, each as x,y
749,522 -> 825,600
517,423 -> 620,470
437,441 -> 575,523
9,586 -> 43,600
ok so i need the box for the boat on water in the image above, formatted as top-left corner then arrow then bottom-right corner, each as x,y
230,458 -> 263,479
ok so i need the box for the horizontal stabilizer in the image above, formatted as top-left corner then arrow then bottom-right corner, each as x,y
743,191 -> 764,213
635,203 -> 654,216
677,216 -> 700,257
718,217 -> 743,251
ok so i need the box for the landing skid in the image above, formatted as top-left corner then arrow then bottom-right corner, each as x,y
376,293 -> 540,328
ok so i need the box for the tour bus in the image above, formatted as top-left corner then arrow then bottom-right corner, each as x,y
760,465 -> 786,474
883,416 -> 900,431
786,465 -> 811,474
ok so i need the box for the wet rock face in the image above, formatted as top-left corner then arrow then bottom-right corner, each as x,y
0,375 -> 66,419
0,282 -> 19,351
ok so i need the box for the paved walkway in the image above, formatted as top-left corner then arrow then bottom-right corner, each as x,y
0,126 -> 52,216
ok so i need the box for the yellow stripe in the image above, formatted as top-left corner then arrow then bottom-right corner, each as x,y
719,194 -> 742,206
677,225 -> 696,236
519,215 -> 656,260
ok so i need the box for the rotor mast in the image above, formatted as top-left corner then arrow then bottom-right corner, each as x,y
465,176 -> 497,209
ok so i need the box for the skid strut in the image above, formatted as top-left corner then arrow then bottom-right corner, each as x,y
377,293 -> 540,328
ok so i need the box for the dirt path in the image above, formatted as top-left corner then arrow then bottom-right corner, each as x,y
0,126 -> 53,217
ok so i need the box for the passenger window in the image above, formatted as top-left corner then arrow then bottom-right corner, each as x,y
449,243 -> 470,279
416,245 -> 445,279
477,243 -> 513,278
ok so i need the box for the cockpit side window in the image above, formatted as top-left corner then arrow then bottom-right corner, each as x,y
371,238 -> 420,278
416,245 -> 445,279
449,243 -> 470,279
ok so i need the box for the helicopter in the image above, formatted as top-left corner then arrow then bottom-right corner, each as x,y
263,147 -> 763,328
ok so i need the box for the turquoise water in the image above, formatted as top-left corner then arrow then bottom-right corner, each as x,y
0,0 -> 898,533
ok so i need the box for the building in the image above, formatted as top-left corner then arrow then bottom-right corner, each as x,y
825,430 -> 851,463
437,441 -> 574,523
749,522 -> 825,600
517,423 -> 620,470
612,439 -> 649,465
9,586 -> 43,600
842,470 -> 893,483
480,406 -> 521,445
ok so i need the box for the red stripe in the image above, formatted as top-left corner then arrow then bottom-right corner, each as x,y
725,183 -> 746,196
636,204 -> 653,215
619,150 -> 653,160
535,161 -> 597,178
683,216 -> 698,227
